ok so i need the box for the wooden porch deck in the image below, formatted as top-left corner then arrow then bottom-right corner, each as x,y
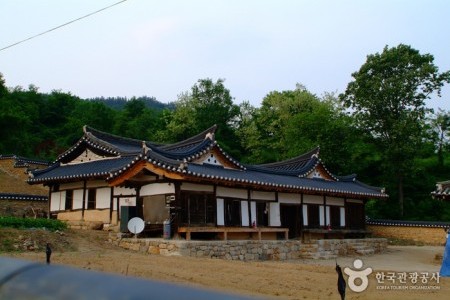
177,226 -> 289,241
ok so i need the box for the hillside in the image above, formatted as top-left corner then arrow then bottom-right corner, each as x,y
0,159 -> 47,196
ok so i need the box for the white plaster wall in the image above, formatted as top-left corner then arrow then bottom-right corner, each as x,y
303,195 -> 323,204
269,202 -> 281,226
278,193 -> 300,204
217,198 -> 224,226
86,180 -> 108,189
216,187 -> 247,199
119,197 -> 136,207
60,182 -> 84,190
140,183 -> 175,196
325,196 -> 345,206
96,188 -> 111,209
113,187 -> 135,196
181,183 -> 214,192
241,201 -> 249,226
251,191 -> 275,201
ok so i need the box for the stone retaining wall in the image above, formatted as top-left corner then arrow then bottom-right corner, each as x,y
367,225 -> 447,246
109,233 -> 387,261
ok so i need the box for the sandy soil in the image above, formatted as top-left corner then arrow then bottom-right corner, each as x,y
3,229 -> 449,299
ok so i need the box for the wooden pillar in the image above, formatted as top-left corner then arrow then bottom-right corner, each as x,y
81,180 -> 87,220
247,189 -> 252,227
109,187 -> 114,224
47,185 -> 52,219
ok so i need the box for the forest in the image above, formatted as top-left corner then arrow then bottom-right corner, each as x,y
1,44 -> 450,221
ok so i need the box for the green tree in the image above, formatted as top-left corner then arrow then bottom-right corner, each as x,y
158,78 -> 241,158
340,44 -> 450,217
428,109 -> 450,168
113,98 -> 164,141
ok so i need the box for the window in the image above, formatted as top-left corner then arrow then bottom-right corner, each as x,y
307,204 -> 320,228
329,206 -> 341,228
347,203 -> 365,229
65,190 -> 73,210
87,189 -> 96,209
180,192 -> 216,226
256,202 -> 269,226
224,199 -> 241,226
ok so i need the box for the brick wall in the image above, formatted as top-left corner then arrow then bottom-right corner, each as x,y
367,225 -> 448,246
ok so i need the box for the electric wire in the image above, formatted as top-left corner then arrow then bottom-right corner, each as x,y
0,0 -> 128,52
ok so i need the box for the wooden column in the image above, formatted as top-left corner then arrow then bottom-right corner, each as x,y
81,180 -> 87,220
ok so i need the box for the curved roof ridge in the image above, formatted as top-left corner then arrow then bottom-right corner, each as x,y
335,174 -> 357,182
254,146 -> 320,169
151,138 -> 215,160
85,126 -> 161,150
352,179 -> 385,193
246,155 -> 320,176
159,125 -> 217,151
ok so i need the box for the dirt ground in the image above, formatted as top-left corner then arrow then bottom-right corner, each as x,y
2,229 -> 449,299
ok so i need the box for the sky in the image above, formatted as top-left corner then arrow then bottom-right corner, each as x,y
0,0 -> 449,109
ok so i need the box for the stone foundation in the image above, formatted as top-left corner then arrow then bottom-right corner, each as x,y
109,233 -> 387,261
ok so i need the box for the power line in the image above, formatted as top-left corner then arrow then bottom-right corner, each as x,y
0,0 -> 128,52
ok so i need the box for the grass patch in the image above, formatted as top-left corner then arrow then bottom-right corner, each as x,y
0,216 -> 67,231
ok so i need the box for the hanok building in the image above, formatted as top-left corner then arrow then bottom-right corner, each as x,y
431,181 -> 450,201
28,125 -> 387,240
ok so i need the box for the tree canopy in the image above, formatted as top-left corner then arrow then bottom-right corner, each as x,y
340,44 -> 450,217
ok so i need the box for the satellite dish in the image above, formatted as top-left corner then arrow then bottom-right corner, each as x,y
128,217 -> 145,235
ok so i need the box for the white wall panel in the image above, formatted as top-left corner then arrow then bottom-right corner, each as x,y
278,193 -> 300,204
303,195 -> 323,204
140,183 -> 174,196
181,183 -> 214,192
325,196 -> 345,206
251,191 -> 275,201
216,187 -> 247,199
113,187 -> 135,196
217,198 -> 224,226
